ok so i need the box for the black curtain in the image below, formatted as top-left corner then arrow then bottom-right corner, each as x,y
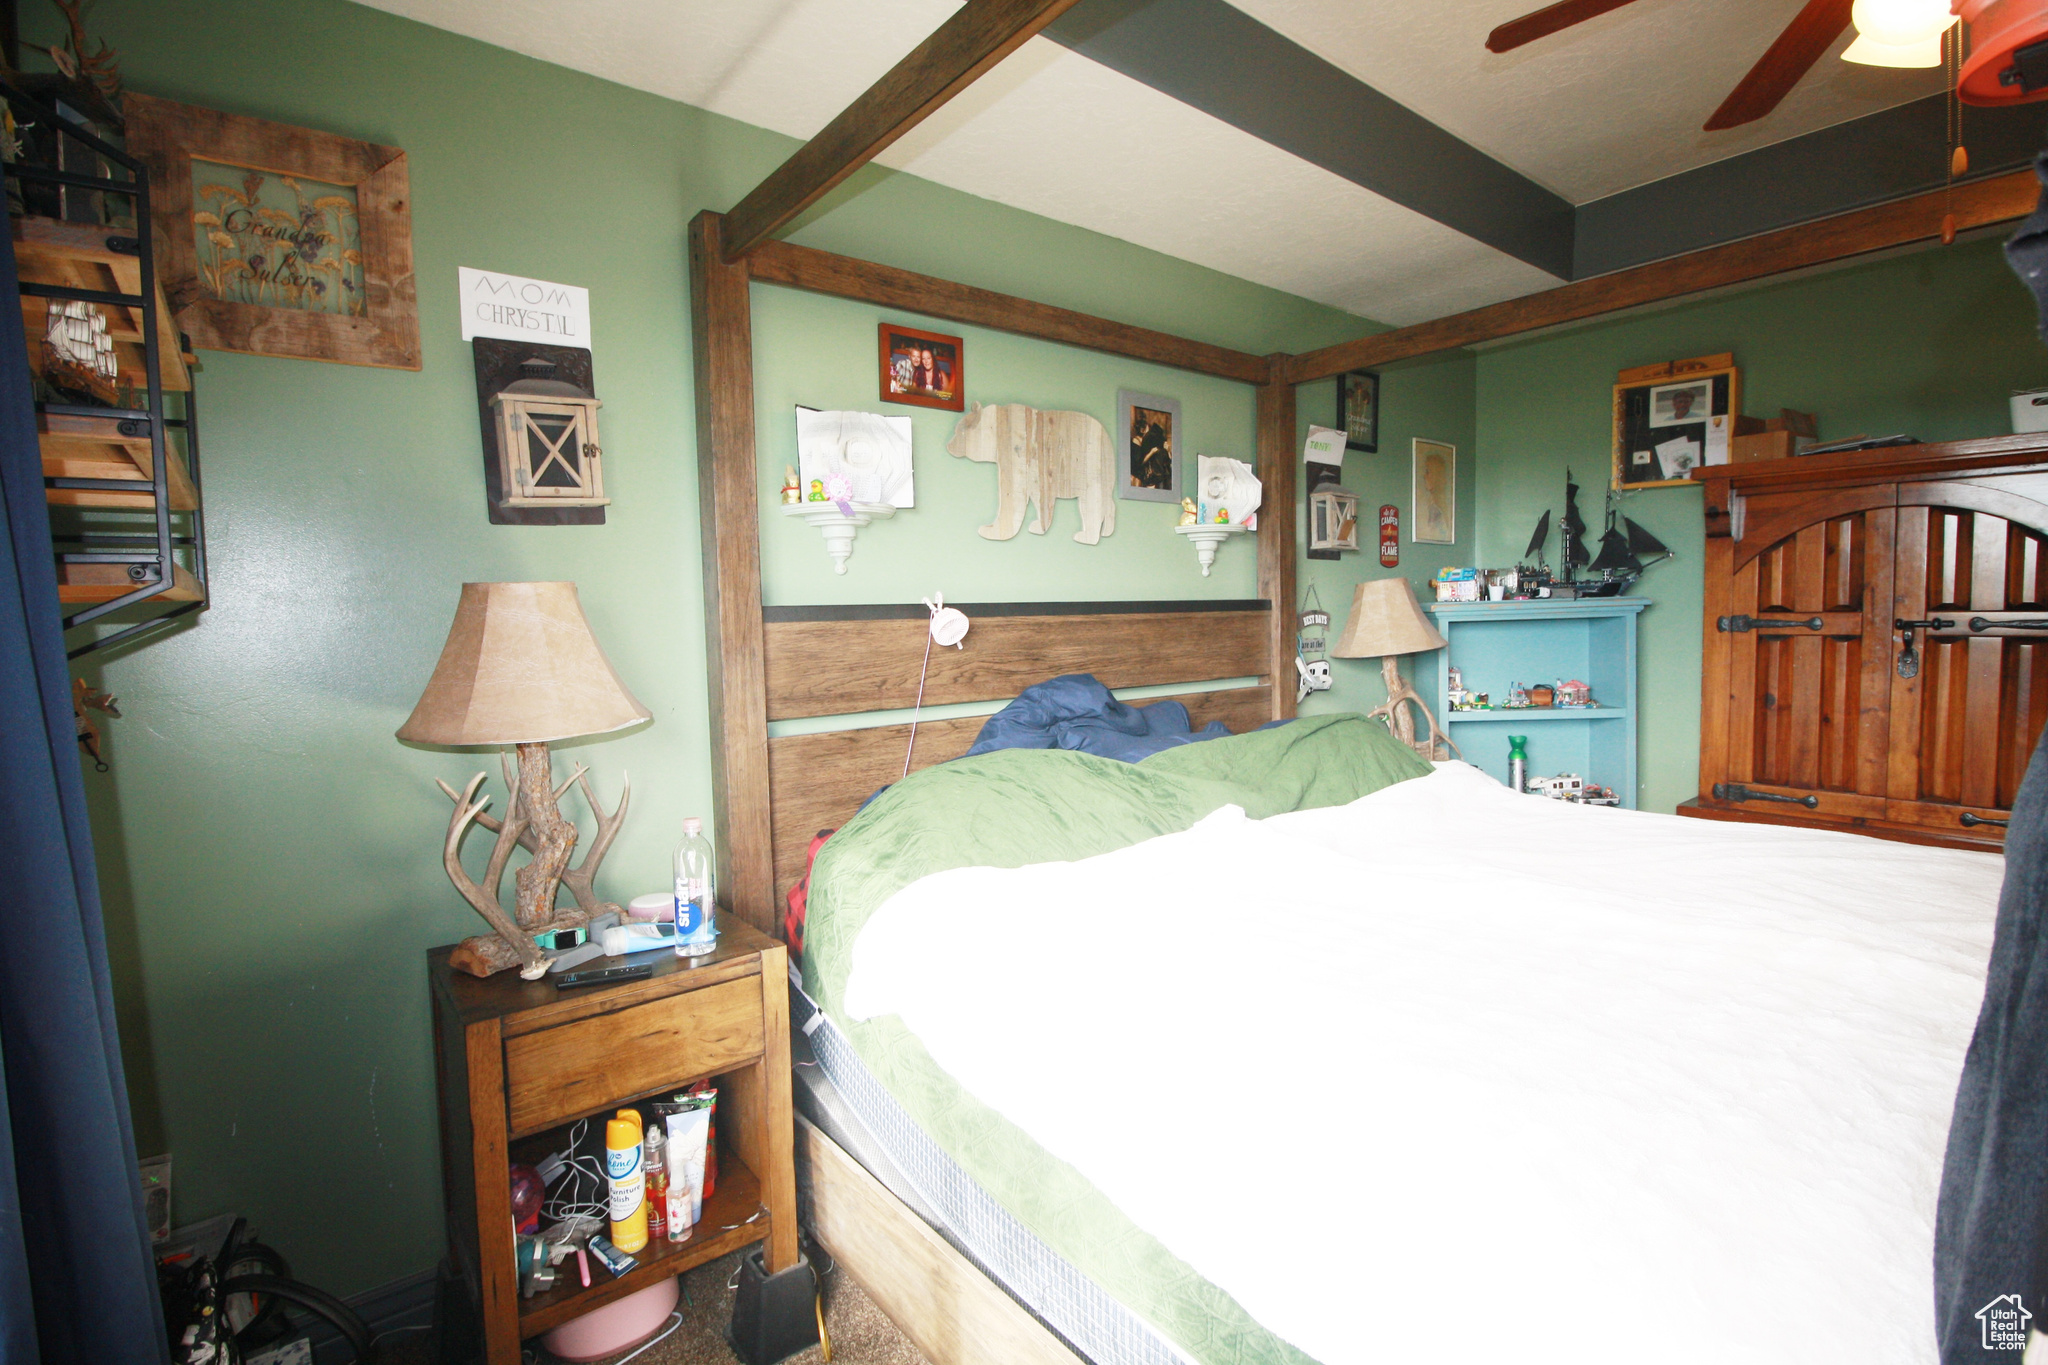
1937,721 -> 2048,1361
0,228 -> 168,1360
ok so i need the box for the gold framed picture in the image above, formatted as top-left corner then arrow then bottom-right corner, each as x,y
1612,353 -> 1740,489
124,93 -> 419,369
1411,438 -> 1455,544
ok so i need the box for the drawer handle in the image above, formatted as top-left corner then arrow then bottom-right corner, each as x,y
1968,616 -> 2048,633
1960,812 -> 2010,829
1713,782 -> 1819,809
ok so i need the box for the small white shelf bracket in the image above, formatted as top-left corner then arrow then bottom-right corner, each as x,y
1173,521 -> 1251,576
782,501 -> 897,574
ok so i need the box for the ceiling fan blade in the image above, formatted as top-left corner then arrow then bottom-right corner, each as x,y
1703,0 -> 1855,131
1486,0 -> 1643,54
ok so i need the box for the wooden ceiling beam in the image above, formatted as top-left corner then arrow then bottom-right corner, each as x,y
1286,168 -> 2042,385
748,236 -> 1272,384
721,0 -> 1086,262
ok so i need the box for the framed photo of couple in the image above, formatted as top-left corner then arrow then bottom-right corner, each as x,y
879,323 -> 964,412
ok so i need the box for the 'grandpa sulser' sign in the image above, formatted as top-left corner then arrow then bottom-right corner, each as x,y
457,267 -> 591,345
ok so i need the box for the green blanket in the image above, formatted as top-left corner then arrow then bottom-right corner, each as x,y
802,714 -> 1429,1365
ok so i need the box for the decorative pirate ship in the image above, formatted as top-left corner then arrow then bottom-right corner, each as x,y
1517,470 -> 1674,598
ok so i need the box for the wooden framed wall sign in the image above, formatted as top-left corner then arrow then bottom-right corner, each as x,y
1612,353 -> 1739,489
1338,369 -> 1379,452
124,93 -> 420,369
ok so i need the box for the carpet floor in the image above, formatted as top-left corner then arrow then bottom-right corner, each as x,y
378,1249 -> 929,1365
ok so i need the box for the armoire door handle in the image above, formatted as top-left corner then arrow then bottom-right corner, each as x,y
1960,812 -> 2010,828
1969,617 -> 2048,633
1713,782 -> 1820,809
1718,615 -> 1824,633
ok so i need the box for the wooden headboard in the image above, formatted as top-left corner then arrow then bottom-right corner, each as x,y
690,213 -> 1298,935
762,600 -> 1276,895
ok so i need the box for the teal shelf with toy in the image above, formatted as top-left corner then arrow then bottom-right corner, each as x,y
1424,597 -> 1648,807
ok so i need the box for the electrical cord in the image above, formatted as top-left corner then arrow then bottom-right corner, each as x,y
540,1116 -> 610,1227
611,1310 -> 684,1364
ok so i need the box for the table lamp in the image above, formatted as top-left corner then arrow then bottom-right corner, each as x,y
398,581 -> 650,978
1332,577 -> 1456,760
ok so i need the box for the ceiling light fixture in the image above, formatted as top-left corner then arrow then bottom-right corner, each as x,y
1842,0 -> 1958,66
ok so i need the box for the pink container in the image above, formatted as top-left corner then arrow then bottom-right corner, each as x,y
538,1275 -> 679,1362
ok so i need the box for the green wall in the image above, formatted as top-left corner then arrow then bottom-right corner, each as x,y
1293,359 -> 1478,720
63,0 -> 1386,1296
1474,235 -> 2048,813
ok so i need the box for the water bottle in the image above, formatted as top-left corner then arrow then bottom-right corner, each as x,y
1508,735 -> 1529,794
673,817 -> 720,958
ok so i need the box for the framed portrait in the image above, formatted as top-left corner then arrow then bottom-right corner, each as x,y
1612,353 -> 1741,489
1411,439 -> 1455,544
1339,369 -> 1379,452
1116,389 -> 1182,503
123,93 -> 419,369
878,323 -> 964,412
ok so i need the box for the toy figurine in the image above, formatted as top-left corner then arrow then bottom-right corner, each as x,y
1556,678 -> 1593,708
807,478 -> 826,502
1215,507 -> 1230,524
1178,497 -> 1198,526
781,467 -> 802,505
1505,681 -> 1531,709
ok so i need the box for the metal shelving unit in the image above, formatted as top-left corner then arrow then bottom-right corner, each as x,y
3,76 -> 206,658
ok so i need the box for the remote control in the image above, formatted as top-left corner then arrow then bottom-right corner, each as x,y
555,962 -> 654,989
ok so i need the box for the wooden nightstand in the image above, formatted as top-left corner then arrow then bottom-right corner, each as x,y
430,916 -> 797,1363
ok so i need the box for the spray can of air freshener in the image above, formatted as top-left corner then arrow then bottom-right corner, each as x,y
605,1111 -> 648,1253
644,1122 -> 668,1242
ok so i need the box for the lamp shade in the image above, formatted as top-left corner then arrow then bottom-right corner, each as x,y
396,581 -> 650,746
1331,578 -> 1447,658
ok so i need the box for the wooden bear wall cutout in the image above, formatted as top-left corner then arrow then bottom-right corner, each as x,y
472,337 -> 604,526
945,402 -> 1116,544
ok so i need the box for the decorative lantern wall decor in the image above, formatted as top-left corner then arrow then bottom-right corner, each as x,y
1308,483 -> 1359,554
472,338 -> 608,526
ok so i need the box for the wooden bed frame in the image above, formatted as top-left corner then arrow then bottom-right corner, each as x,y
691,210 -> 1298,1356
685,4 -> 2047,1352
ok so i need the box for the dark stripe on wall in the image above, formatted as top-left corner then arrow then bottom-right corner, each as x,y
1577,95 -> 2048,277
1045,0 -> 1577,279
763,599 -> 1269,622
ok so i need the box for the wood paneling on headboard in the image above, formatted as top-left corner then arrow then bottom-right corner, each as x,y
763,601 -> 1269,720
765,683 -> 1271,896
760,599 -> 1273,897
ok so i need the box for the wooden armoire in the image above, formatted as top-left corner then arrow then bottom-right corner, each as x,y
1683,435 -> 2048,852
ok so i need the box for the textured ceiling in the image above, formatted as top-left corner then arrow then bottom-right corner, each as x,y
352,0 -> 1947,325
1231,0 -> 1946,203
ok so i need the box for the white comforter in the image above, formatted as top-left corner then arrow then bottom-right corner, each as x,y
842,762 -> 2008,1365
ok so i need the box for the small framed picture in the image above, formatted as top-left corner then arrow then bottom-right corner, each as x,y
878,323 -> 963,412
1339,370 -> 1379,452
1412,439 -> 1455,544
1117,389 -> 1182,503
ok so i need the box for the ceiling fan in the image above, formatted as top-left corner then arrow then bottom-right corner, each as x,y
1484,0 -> 1988,131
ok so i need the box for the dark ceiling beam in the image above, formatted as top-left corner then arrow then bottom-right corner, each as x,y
1044,0 -> 1576,279
721,0 -> 1086,261
1576,93 -> 2048,277
1286,168 -> 2039,384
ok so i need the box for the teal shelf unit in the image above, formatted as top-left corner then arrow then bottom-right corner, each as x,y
1423,598 -> 1649,807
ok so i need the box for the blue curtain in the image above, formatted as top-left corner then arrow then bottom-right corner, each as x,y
0,228 -> 168,1361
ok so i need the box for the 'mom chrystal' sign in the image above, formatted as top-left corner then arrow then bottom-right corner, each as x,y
457,267 -> 591,346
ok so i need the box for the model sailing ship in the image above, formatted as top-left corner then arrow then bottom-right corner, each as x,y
41,298 -> 119,406
1516,469 -> 1674,598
